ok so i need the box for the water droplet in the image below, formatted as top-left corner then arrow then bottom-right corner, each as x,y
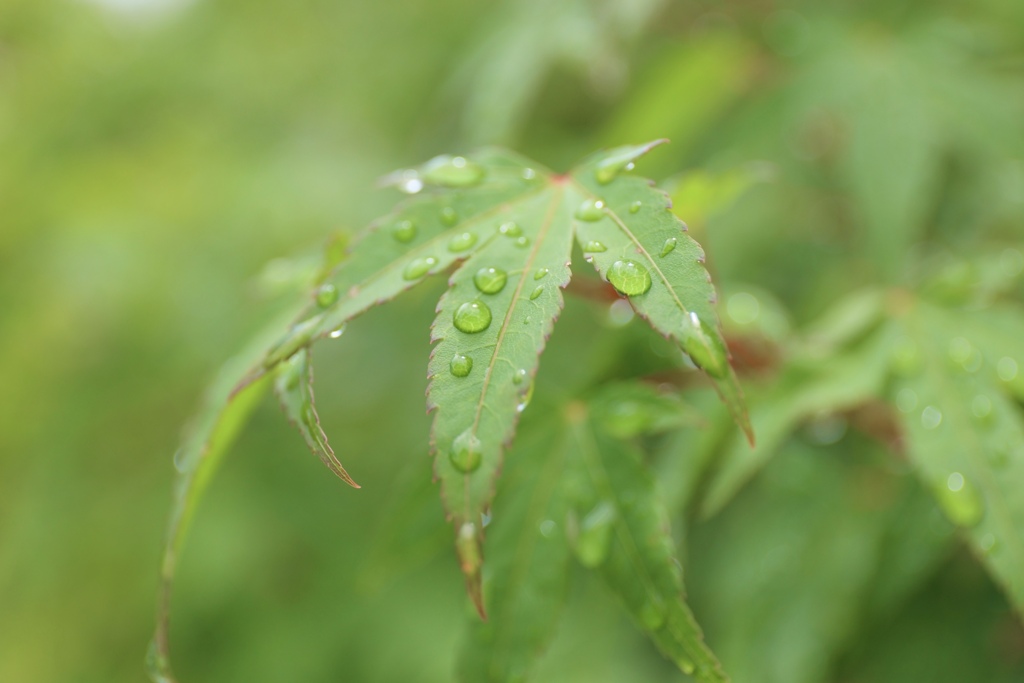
529,286 -> 543,300
521,168 -> 537,181
948,337 -> 972,366
639,598 -> 666,631
315,283 -> 338,308
402,256 -> 438,280
607,260 -> 652,296
448,232 -> 478,252
513,368 -> 527,385
439,207 -> 458,227
921,405 -> 943,430
450,429 -> 483,473
514,236 -> 530,248
574,502 -> 615,568
936,473 -> 984,527
539,520 -> 556,538
394,170 -> 423,194
595,154 -> 638,184
473,267 -> 507,295
172,448 -> 191,473
453,300 -> 492,333
450,353 -> 473,378
607,299 -> 635,327
480,510 -> 492,528
680,312 -> 730,379
499,221 -> 522,237
659,237 -> 677,257
582,240 -> 607,253
534,268 -> 549,280
328,325 -> 345,339
971,395 -> 994,426
997,357 -> 1019,382
523,317 -> 531,325
896,388 -> 918,413
575,198 -> 606,221
421,155 -> 485,187
629,201 -> 642,214
392,219 -> 417,243
727,292 -> 760,325
891,336 -> 922,377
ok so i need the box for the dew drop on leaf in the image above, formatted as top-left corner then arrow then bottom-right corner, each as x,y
315,283 -> 339,308
447,232 -> 478,252
936,472 -> 984,527
514,236 -> 530,248
440,206 -> 458,227
582,240 -> 607,253
513,368 -> 527,385
534,268 -> 549,280
499,221 -> 522,237
595,152 -> 637,184
607,260 -> 652,296
529,286 -> 543,300
450,353 -> 473,378
402,256 -> 437,280
680,311 -> 730,379
473,267 -> 507,295
421,155 -> 485,187
659,237 -> 677,258
328,325 -> 345,339
450,429 -> 483,473
453,300 -> 492,333
574,502 -> 615,568
575,198 -> 606,221
392,219 -> 417,243
629,200 -> 642,214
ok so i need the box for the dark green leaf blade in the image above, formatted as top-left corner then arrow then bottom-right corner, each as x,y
272,348 -> 358,488
569,141 -> 751,442
566,405 -> 728,683
427,183 -> 575,613
458,411 -> 571,683
262,149 -> 549,370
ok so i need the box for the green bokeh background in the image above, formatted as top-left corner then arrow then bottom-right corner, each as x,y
2,0 -> 1023,681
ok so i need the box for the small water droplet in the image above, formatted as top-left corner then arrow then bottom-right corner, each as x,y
513,368 -> 527,385
396,171 -> 423,194
402,256 -> 438,280
315,283 -> 338,308
481,510 -> 492,528
727,292 -> 760,325
521,168 -> 537,181
921,405 -> 943,430
514,236 -> 530,248
450,429 -> 483,473
529,286 -> 543,300
629,201 -> 641,214
639,598 -> 666,631
499,221 -> 522,237
328,325 -> 345,339
680,311 -> 730,379
574,502 -> 615,568
936,473 -> 984,527
440,207 -> 458,227
448,232 -> 478,252
523,316 -> 531,325
473,267 -> 507,295
659,237 -> 677,257
896,388 -> 918,413
392,219 -> 417,243
450,353 -> 473,378
575,198 -> 606,221
607,260 -> 652,296
421,155 -> 485,187
453,300 -> 492,333
582,240 -> 607,253
971,395 -> 994,426
595,154 -> 638,184
997,357 -> 1019,382
539,519 -> 556,538
534,268 -> 549,280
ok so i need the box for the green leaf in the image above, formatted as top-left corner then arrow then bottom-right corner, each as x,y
272,348 -> 359,488
458,410 -> 571,683
427,182 -> 575,612
569,141 -> 752,443
894,302 -> 1024,610
566,405 -> 727,682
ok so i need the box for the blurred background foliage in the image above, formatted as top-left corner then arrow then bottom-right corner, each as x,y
2,0 -> 1024,681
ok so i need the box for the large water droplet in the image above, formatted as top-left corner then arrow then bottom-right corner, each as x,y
595,150 -> 639,184
534,268 -> 549,280
921,405 -> 942,430
450,430 -> 483,473
440,207 -> 458,227
576,198 -> 606,221
473,267 -> 507,295
448,232 -> 478,252
607,260 -> 652,296
453,300 -> 492,333
402,256 -> 437,280
315,283 -> 339,308
421,155 -> 485,187
392,219 -> 417,243
936,472 -> 984,527
529,286 -> 544,300
499,221 -> 522,237
582,240 -> 607,253
659,237 -> 677,257
997,357 -> 1019,382
629,201 -> 642,214
450,353 -> 473,378
574,502 -> 615,568
680,312 -> 730,379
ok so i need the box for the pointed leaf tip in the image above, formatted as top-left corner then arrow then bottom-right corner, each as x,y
456,522 -> 487,619
594,139 -> 670,184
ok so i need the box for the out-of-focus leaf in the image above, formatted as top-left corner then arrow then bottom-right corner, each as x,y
588,380 -> 698,439
570,141 -> 751,442
567,406 -> 727,682
664,163 -> 776,234
458,410 -> 571,683
894,302 -> 1024,610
